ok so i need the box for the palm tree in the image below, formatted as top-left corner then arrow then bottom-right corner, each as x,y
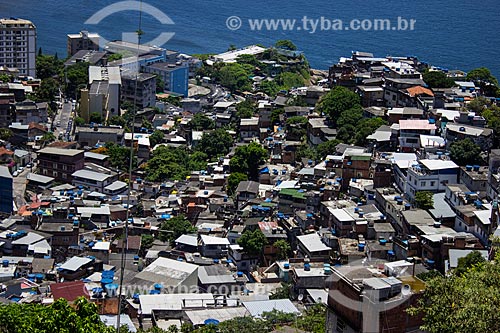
40,132 -> 56,145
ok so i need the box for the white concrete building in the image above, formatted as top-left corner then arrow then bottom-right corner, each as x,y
0,18 -> 36,78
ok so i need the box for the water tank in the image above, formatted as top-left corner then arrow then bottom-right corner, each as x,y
237,271 -> 244,277
204,319 -> 220,326
105,283 -> 118,297
100,278 -> 113,288
358,243 -> 365,252
379,238 -> 387,246
304,263 -> 311,271
154,283 -> 163,291
2,260 -> 9,267
283,263 -> 290,269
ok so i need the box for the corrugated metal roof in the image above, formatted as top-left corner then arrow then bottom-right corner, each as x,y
243,299 -> 299,318
59,257 -> 92,271
186,307 -> 248,325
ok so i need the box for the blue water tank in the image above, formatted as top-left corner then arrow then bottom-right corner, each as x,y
105,283 -> 118,297
358,243 -> 365,252
237,271 -> 244,277
204,319 -> 220,326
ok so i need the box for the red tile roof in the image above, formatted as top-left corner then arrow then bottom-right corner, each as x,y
406,86 -> 434,97
51,281 -> 90,302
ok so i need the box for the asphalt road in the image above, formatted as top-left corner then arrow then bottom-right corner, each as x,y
54,101 -> 74,141
12,164 -> 31,209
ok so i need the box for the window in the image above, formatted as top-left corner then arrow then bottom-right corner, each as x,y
421,181 -> 426,187
336,318 -> 346,333
430,181 -> 436,186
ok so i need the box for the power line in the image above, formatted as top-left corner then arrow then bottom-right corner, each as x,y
116,0 -> 143,330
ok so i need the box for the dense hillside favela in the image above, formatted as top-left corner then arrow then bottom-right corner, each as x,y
1,14 -> 500,333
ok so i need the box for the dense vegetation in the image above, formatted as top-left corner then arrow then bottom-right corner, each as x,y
408,249 -> 500,333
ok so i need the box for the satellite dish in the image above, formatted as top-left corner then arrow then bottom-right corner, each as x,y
401,284 -> 411,296
297,294 -> 304,302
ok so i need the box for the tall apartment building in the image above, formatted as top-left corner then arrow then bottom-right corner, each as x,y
121,70 -> 156,109
0,18 -> 36,78
80,66 -> 121,123
0,166 -> 13,213
67,30 -> 100,57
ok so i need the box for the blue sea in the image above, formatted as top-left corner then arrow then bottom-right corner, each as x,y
2,0 -> 499,76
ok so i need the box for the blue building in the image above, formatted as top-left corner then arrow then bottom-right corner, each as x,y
142,62 -> 189,97
0,166 -> 13,213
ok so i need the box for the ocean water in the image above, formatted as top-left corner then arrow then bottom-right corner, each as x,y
2,0 -> 500,76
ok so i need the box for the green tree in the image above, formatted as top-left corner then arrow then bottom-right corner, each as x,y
235,100 -> 256,119
336,124 -> 355,143
218,317 -> 269,333
237,229 -> 268,256
104,142 -> 137,172
66,62 -> 90,98
354,117 -> 386,146
296,304 -> 326,333
259,80 -> 280,97
467,96 -> 490,113
414,191 -> 434,210
219,63 -> 253,92
336,107 -> 363,127
270,107 -> 284,124
108,115 -> 127,127
236,54 -> 261,67
74,116 -> 86,126
108,53 -> 123,62
196,129 -> 234,159
229,142 -> 268,180
0,73 -> 11,83
285,116 -> 307,125
408,259 -> 500,333
142,116 -> 153,130
140,234 -> 154,252
296,143 -> 318,161
273,239 -> 291,260
0,128 -> 13,141
316,139 -> 342,159
423,70 -> 456,88
0,297 -> 115,333
149,130 -> 164,147
36,54 -> 63,80
40,132 -> 56,144
89,112 -> 103,124
275,40 -> 297,51
36,77 -> 59,103
316,86 -> 362,126
466,67 -> 499,96
454,250 -> 486,277
276,72 -> 305,90
449,138 -> 482,165
227,172 -> 248,196
159,215 -> 196,244
155,75 -> 165,93
190,113 -> 215,130
145,145 -> 206,181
